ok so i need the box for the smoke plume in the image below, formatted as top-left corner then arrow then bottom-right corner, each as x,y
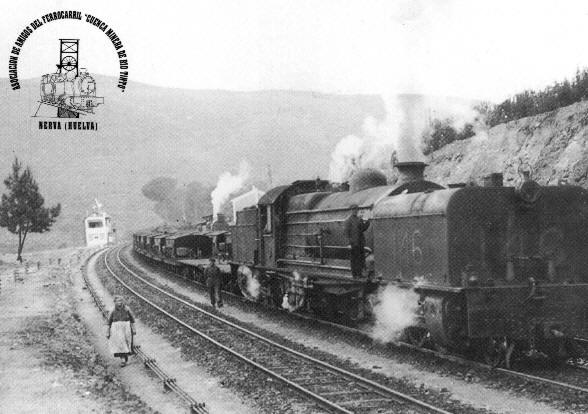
142,177 -> 178,202
142,177 -> 213,225
211,160 -> 251,218
370,284 -> 420,343
328,94 -> 426,183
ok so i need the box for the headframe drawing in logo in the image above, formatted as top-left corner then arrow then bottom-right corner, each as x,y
34,39 -> 104,118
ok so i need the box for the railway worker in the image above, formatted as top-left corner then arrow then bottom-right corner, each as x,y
106,295 -> 136,367
344,204 -> 370,278
205,258 -> 223,308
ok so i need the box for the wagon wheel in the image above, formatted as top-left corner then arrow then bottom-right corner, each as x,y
181,267 -> 191,281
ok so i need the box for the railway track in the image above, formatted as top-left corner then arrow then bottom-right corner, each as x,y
295,313 -> 588,397
126,246 -> 588,400
569,338 -> 588,372
105,246 -> 453,414
83,248 -> 209,414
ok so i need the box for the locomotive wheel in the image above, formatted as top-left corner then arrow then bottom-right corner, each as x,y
311,294 -> 336,321
482,337 -> 514,368
404,327 -> 429,348
542,339 -> 569,365
345,297 -> 366,322
482,338 -> 503,367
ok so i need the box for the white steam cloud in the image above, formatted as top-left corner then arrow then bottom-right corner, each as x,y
370,284 -> 420,343
328,94 -> 426,183
281,271 -> 306,312
246,271 -> 260,300
328,94 -> 484,183
328,135 -> 364,184
238,265 -> 261,300
211,160 -> 251,218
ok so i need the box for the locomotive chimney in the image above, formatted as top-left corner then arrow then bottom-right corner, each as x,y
483,173 -> 503,187
394,161 -> 427,184
212,213 -> 229,231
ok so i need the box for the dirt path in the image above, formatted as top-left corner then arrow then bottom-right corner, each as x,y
0,247 -> 255,413
123,247 -> 570,414
0,249 -> 158,414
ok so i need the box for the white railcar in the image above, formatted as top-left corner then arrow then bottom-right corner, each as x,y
84,200 -> 115,248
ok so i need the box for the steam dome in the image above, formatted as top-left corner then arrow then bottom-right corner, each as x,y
349,169 -> 388,193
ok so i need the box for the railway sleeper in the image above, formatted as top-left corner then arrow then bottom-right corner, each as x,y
291,376 -> 349,385
338,397 -> 399,408
282,369 -> 336,378
308,384 -> 366,393
321,389 -> 380,397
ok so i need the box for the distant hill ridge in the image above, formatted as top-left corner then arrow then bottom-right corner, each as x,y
0,76 -> 384,253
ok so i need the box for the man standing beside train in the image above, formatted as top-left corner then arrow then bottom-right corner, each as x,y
344,204 -> 370,278
205,258 -> 223,308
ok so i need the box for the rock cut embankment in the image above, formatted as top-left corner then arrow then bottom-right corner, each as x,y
426,101 -> 588,187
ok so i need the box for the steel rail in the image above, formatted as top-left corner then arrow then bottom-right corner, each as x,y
290,308 -> 588,395
111,246 -> 452,414
128,244 -> 588,398
105,249 -> 355,414
84,249 -> 208,414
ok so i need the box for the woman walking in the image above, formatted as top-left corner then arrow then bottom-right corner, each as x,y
106,295 -> 136,367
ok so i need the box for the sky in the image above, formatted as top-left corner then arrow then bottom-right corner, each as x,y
3,0 -> 588,102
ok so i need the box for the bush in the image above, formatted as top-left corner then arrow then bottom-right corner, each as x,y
486,68 -> 588,127
422,119 -> 475,155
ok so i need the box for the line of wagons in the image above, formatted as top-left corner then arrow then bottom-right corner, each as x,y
132,229 -> 234,286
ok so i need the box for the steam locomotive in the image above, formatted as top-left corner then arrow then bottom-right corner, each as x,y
40,69 -> 103,117
134,161 -> 588,367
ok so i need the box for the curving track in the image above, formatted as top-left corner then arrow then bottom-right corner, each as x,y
128,245 -> 588,402
104,246 -> 453,414
83,248 -> 209,414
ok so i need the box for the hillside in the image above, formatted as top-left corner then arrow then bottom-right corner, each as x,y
3,73 -> 583,256
426,100 -> 588,187
0,76 -> 384,253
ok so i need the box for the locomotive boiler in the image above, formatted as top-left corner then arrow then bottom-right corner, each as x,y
229,162 -> 588,367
